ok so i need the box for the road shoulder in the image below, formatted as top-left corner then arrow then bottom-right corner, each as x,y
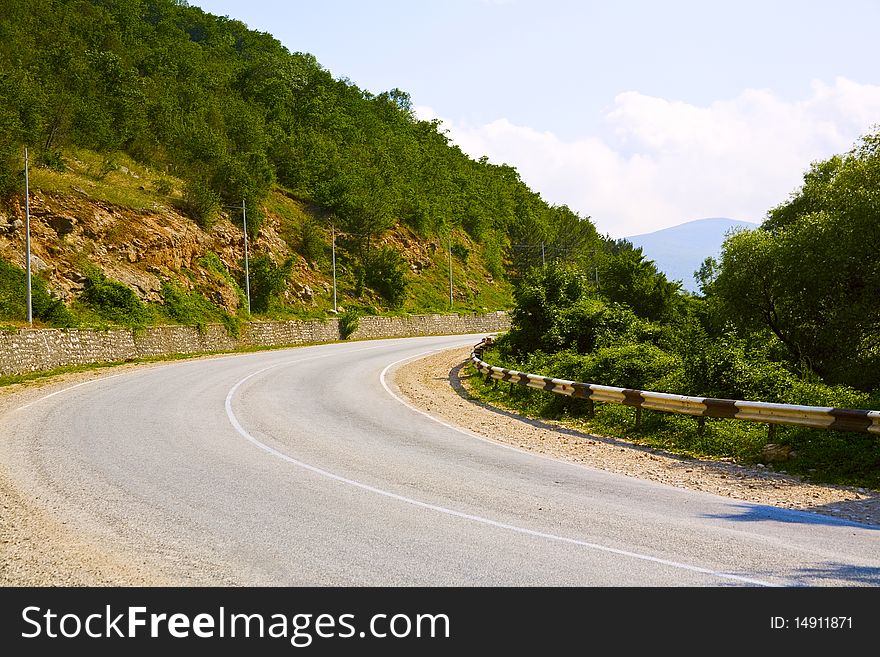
389,346 -> 880,526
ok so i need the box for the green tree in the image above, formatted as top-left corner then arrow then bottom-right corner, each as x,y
247,255 -> 293,314
711,129 -> 880,389
598,246 -> 682,322
364,246 -> 409,309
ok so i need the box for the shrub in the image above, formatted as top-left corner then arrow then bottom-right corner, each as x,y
182,178 -> 221,230
0,146 -> 22,200
678,332 -> 799,401
298,217 -> 327,264
0,258 -> 76,326
550,298 -> 640,353
339,308 -> 360,339
159,280 -> 221,332
481,234 -> 505,279
451,241 -> 470,263
247,255 -> 293,314
154,176 -> 174,197
364,246 -> 408,308
198,251 -> 248,315
579,343 -> 680,390
79,267 -> 149,328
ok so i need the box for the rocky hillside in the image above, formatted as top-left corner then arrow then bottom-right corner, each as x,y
0,151 -> 512,327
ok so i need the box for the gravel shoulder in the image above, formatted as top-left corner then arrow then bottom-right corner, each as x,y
2,343 -> 878,586
390,346 -> 880,527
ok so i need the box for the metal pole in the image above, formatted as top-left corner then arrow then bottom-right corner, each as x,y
448,236 -> 453,310
24,147 -> 32,325
242,199 -> 251,314
541,242 -> 545,267
331,224 -> 337,313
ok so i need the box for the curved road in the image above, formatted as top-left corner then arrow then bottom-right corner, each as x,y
2,335 -> 878,586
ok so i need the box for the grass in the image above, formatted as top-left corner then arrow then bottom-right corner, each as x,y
28,148 -> 182,211
262,189 -> 318,255
466,348 -> 880,492
401,231 -> 514,315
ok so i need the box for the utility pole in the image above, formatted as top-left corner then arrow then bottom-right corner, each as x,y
24,147 -> 32,325
448,236 -> 453,310
242,199 -> 251,314
331,224 -> 337,313
541,242 -> 546,267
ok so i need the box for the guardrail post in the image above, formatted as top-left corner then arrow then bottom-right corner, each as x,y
697,416 -> 706,436
586,398 -> 595,418
635,406 -> 642,431
768,423 -> 776,441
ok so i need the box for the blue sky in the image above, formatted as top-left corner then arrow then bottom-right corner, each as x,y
190,0 -> 880,237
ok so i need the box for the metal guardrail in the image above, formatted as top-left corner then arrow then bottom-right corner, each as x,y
471,338 -> 880,435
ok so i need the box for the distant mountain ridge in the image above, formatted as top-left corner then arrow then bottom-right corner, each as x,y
624,217 -> 759,293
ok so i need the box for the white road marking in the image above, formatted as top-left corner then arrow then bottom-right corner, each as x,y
227,343 -> 779,587
9,371 -> 131,413
380,348 -> 589,461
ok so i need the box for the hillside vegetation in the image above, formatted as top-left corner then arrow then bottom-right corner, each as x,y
470,130 -> 880,489
0,0 -> 618,331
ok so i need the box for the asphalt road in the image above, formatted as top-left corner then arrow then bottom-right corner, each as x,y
2,334 -> 878,586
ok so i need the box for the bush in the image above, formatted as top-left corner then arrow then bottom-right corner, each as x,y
160,280 -> 223,332
198,252 -> 249,315
38,150 -> 66,172
451,241 -> 469,263
79,267 -> 150,328
339,308 -> 360,339
513,342 -> 680,394
782,379 -> 876,410
551,298 -> 646,354
580,343 -> 680,390
182,178 -> 221,230
247,255 -> 293,314
678,332 -> 799,401
154,176 -> 174,197
481,234 -> 505,279
505,262 -> 593,356
364,246 -> 408,308
298,217 -> 327,265
0,258 -> 76,326
0,146 -> 22,200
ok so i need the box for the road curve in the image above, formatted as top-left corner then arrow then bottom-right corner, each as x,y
1,334 -> 878,586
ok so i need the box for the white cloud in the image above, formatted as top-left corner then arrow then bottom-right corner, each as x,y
417,78 -> 880,237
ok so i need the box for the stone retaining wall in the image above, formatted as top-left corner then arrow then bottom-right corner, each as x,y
0,311 -> 509,376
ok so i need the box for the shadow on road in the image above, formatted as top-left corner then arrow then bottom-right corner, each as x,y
702,503 -> 880,531
785,563 -> 880,586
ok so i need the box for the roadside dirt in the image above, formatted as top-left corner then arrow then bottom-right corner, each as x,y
390,346 -> 880,527
0,363 -> 179,586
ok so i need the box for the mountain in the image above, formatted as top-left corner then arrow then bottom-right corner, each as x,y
624,217 -> 759,293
